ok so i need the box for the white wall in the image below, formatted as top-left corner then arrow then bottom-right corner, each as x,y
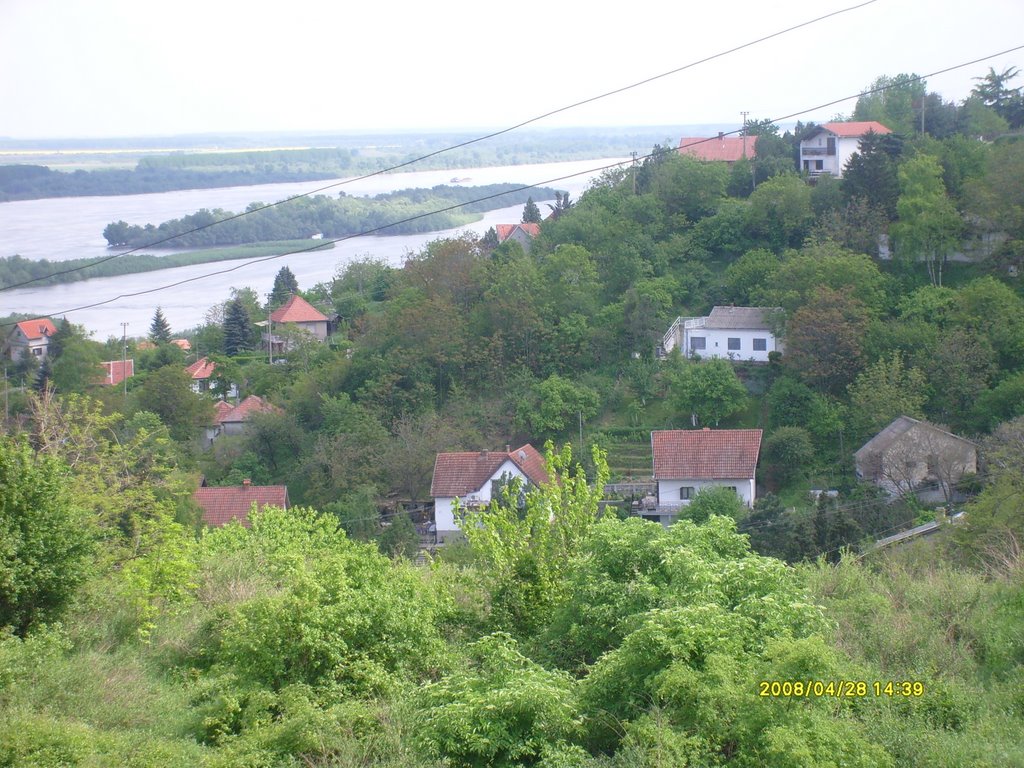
434,459 -> 529,536
657,477 -> 756,509
683,328 -> 778,362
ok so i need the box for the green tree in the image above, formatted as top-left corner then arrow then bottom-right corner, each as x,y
669,358 -> 747,427
377,513 -> 420,559
514,374 -> 599,437
268,265 -> 299,308
762,426 -> 815,488
847,353 -> 928,438
222,297 -> 253,356
48,334 -> 103,394
132,364 -> 214,441
0,436 -> 93,634
842,130 -> 903,218
785,287 -> 870,395
971,66 -> 1024,128
891,154 -> 963,285
148,307 -> 172,344
521,197 -> 542,224
854,73 -> 926,135
681,485 -> 747,524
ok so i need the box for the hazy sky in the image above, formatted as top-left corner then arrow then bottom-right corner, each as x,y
1,0 -> 1022,139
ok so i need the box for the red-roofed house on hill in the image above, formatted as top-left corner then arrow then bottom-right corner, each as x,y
193,480 -> 289,527
431,444 -> 549,542
185,356 -> 237,399
495,223 -> 541,251
678,134 -> 758,164
5,318 -> 57,361
799,121 -> 892,177
219,394 -> 281,437
100,359 -> 134,386
650,428 -> 763,524
270,295 -> 329,342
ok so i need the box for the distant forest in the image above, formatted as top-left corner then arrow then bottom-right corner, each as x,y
0,128 -> 680,202
102,183 -> 560,248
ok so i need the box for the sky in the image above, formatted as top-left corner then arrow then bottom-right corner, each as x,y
0,0 -> 1022,140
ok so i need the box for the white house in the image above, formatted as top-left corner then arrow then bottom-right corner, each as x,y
431,444 -> 548,542
798,121 -> 892,178
5,318 -> 57,361
185,356 -> 238,399
269,295 -> 330,345
662,306 -> 782,362
649,428 -> 763,525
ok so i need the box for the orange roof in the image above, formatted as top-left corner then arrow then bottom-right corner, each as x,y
652,429 -> 762,480
171,338 -> 192,351
185,356 -> 217,380
678,135 -> 758,162
193,483 -> 289,527
219,394 -> 279,424
100,359 -> 134,386
270,295 -> 328,324
212,399 -> 235,425
820,121 -> 892,138
496,223 -> 541,242
431,444 -> 549,498
14,318 -> 57,341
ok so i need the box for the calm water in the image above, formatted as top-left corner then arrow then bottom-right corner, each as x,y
0,158 -> 624,339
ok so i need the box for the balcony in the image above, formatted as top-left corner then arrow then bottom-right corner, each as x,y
801,147 -> 834,157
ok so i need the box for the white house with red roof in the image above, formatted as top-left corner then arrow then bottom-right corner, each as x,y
192,479 -> 289,527
269,295 -> 330,343
219,394 -> 280,437
650,428 -> 763,524
678,134 -> 758,164
5,317 -> 57,361
185,356 -> 237,398
798,121 -> 892,177
430,444 -> 549,542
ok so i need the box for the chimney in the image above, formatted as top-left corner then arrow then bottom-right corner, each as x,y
505,444 -> 511,453
242,478 -> 252,487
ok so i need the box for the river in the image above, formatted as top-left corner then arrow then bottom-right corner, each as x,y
0,158 -> 625,339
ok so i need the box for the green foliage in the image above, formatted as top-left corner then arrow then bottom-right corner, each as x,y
222,296 -> 254,356
415,633 -> 581,768
668,358 -> 748,427
681,485 -> 747,524
762,426 -> 815,487
847,353 -> 928,438
132,363 -> 215,441
268,265 -> 299,308
149,307 -> 172,344
0,437 -> 93,634
891,154 -> 963,286
522,196 -> 542,224
515,374 -> 600,437
378,513 -> 421,559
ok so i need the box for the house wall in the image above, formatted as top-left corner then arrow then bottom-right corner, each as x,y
434,459 -> 529,539
296,320 -> 328,342
800,134 -> 867,178
683,327 -> 779,362
657,477 -> 756,509
6,331 -> 48,361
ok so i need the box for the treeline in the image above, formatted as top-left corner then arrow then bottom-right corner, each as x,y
102,183 -> 561,248
0,240 -> 332,289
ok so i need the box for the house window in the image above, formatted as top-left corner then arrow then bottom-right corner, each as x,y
826,138 -> 836,156
680,486 -> 695,500
727,337 -> 741,351
725,486 -> 738,494
815,160 -> 824,171
689,336 -> 706,351
753,338 -> 767,351
33,348 -> 43,356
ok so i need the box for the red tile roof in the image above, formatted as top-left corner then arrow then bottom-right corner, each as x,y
496,223 -> 541,242
678,135 -> 758,162
193,483 -> 289,527
431,443 -> 549,498
212,399 -> 235,425
14,318 -> 57,341
270,295 -> 328,324
186,356 -> 217,380
219,394 -> 279,424
100,359 -> 134,386
820,121 -> 892,138
171,338 -> 192,351
652,429 -> 762,480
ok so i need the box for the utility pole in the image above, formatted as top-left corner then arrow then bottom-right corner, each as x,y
120,322 -> 129,402
3,366 -> 8,425
266,294 -> 274,364
740,111 -> 749,157
630,151 -> 638,195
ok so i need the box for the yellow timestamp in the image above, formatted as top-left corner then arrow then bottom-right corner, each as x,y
758,680 -> 925,698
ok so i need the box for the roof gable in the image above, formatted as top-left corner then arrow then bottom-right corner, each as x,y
270,295 -> 328,324
193,483 -> 289,527
186,356 -> 217,380
220,394 -> 279,423
678,135 -> 758,163
431,443 -> 549,498
855,416 -> 975,460
652,429 -> 762,480
13,318 -> 57,341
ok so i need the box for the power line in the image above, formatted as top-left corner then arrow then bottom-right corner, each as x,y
0,0 -> 881,294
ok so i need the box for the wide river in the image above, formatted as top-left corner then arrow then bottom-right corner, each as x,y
0,158 -> 626,339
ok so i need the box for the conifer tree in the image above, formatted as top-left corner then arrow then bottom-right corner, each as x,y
522,197 -> 541,224
268,266 -> 299,308
223,298 -> 252,356
149,307 -> 172,344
